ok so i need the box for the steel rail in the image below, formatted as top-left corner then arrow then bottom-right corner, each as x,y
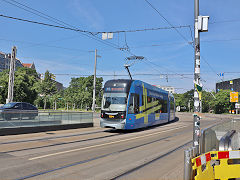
1,133 -> 122,154
111,140 -> 192,180
14,127 -> 189,180
0,129 -> 111,145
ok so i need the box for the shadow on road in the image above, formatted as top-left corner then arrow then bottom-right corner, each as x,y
105,117 -> 179,134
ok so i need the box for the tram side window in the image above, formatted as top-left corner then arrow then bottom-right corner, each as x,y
147,96 -> 152,103
155,98 -> 161,113
142,95 -> 145,106
159,99 -> 167,113
170,98 -> 175,111
128,93 -> 139,114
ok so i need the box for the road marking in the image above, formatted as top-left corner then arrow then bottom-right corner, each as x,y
29,125 -> 188,161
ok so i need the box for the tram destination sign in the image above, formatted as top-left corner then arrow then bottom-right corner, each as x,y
105,87 -> 125,92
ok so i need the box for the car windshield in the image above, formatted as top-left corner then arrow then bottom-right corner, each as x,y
102,93 -> 127,111
2,103 -> 17,109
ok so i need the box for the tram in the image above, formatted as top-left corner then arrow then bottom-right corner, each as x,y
100,79 -> 175,130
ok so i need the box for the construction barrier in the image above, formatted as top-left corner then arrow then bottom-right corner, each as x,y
192,150 -> 240,180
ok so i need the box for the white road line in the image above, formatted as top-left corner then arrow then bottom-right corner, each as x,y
29,125 -> 188,161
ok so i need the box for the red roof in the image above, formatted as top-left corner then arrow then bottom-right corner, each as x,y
22,63 -> 32,68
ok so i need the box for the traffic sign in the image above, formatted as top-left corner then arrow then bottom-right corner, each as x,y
230,92 -> 238,102
235,103 -> 240,109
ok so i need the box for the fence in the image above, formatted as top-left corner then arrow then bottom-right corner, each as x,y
184,118 -> 240,180
200,118 -> 240,154
192,150 -> 240,180
0,110 -> 93,129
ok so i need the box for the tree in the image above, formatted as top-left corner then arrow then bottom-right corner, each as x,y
214,90 -> 233,114
201,91 -> 215,113
174,89 -> 194,112
0,67 -> 39,104
0,70 -> 9,104
64,76 -> 103,110
35,70 -> 57,109
174,89 -> 216,113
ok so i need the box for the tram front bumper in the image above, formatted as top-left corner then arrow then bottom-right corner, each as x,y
100,118 -> 126,129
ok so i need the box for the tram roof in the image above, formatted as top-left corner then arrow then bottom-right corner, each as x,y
104,79 -> 169,95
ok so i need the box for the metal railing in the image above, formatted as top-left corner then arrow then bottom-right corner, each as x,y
0,110 -> 93,128
200,118 -> 240,154
184,118 -> 240,180
219,130 -> 239,151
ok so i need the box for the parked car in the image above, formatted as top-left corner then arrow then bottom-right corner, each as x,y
0,102 -> 38,120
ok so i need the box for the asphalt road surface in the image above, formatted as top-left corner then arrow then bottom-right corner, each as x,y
0,112 -> 229,180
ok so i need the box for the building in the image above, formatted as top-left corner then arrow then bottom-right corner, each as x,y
22,63 -> 36,70
153,85 -> 175,94
55,81 -> 64,91
216,78 -> 240,93
1,50 -> 64,91
0,51 -> 23,72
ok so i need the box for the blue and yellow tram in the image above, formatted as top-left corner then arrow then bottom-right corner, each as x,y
100,79 -> 175,129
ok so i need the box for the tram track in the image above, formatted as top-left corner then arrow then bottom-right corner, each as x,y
111,140 -> 192,180
1,121 -> 183,154
0,129 -> 109,145
14,125 -> 190,180
1,131 -> 122,154
1,118 -> 217,155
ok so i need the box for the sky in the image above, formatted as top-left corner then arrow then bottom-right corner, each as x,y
0,0 -> 240,93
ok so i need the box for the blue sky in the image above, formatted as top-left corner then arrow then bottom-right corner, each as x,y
0,0 -> 240,93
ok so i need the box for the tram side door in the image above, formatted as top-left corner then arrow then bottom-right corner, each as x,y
168,96 -> 170,122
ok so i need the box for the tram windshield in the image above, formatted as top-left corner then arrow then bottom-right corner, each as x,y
101,93 -> 127,111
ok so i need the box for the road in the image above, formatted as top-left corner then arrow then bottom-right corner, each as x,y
0,112 -> 227,180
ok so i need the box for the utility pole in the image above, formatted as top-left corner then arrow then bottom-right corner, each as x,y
193,0 -> 201,154
193,0 -> 209,154
92,49 -> 101,112
6,46 -> 17,104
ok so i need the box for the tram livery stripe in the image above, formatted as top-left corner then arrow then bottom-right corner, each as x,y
136,83 -> 164,124
135,105 -> 162,119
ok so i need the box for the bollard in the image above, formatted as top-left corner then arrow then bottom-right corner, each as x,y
192,146 -> 197,158
184,148 -> 192,180
189,147 -> 194,179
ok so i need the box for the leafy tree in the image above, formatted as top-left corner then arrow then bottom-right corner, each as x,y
0,67 -> 39,104
0,70 -> 9,104
174,89 -> 217,113
64,76 -> 103,110
214,90 -> 233,114
174,88 -> 235,114
201,91 -> 215,113
174,89 -> 194,112
35,70 -> 57,109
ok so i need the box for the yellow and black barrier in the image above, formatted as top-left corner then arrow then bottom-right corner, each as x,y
191,150 -> 240,180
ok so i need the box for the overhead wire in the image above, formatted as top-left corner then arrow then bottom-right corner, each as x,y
0,0 -> 121,50
210,19 -> 240,24
1,0 -> 203,81
0,37 -> 93,52
0,13 -> 194,79
94,25 -> 191,34
144,0 -> 190,43
3,0 -> 191,34
143,0 -> 221,80
142,58 -> 193,80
